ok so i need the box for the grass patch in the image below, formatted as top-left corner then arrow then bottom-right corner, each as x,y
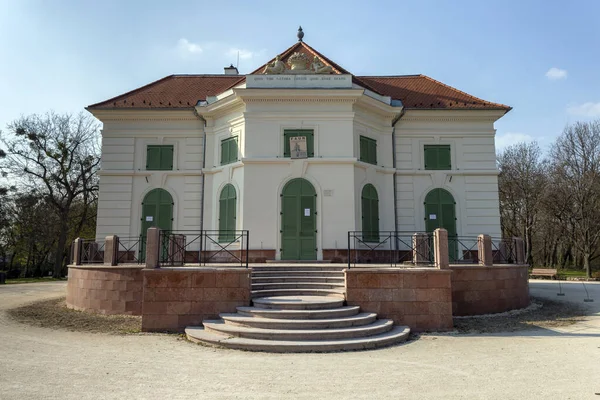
7,297 -> 142,334
557,269 -> 587,278
5,277 -> 67,284
453,297 -> 586,334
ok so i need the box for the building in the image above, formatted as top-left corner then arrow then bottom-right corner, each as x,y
86,30 -> 511,262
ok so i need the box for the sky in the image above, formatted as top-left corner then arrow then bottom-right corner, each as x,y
1,0 -> 599,152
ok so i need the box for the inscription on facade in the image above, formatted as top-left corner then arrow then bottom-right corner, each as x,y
246,74 -> 352,89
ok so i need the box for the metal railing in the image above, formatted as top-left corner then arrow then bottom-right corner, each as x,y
117,236 -> 145,264
158,230 -> 249,268
491,238 -> 516,264
347,231 -> 434,268
81,239 -> 105,264
447,236 -> 479,264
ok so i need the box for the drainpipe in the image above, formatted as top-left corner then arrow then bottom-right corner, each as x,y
391,107 -> 405,244
193,107 -> 207,233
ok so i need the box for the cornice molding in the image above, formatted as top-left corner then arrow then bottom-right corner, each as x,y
395,169 -> 499,176
89,109 -> 199,122
98,170 -> 203,177
399,109 -> 507,123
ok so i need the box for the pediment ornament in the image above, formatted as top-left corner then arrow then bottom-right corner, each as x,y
262,53 -> 333,75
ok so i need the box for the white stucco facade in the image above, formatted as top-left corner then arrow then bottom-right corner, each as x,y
88,43 -> 509,260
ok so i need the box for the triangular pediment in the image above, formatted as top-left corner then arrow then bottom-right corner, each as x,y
250,41 -> 351,75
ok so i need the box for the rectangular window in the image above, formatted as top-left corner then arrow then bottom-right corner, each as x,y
221,136 -> 239,165
424,145 -> 451,170
284,129 -> 314,158
146,145 -> 174,170
359,136 -> 377,165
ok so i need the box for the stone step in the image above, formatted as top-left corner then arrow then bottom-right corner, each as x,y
252,288 -> 345,298
251,270 -> 345,278
251,282 -> 345,290
252,295 -> 344,310
252,276 -> 345,283
236,305 -> 361,319
251,266 -> 346,272
203,318 -> 394,341
219,312 -> 377,330
185,325 -> 411,353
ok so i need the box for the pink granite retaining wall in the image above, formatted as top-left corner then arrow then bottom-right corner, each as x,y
142,268 -> 251,332
345,269 -> 453,332
450,265 -> 529,316
66,266 -> 144,315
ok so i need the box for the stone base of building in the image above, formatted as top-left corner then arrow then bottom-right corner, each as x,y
66,263 -> 529,334
345,268 -> 453,332
142,267 -> 251,332
450,265 -> 529,316
66,265 -> 144,315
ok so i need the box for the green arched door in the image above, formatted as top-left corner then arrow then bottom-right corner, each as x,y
141,188 -> 174,234
424,188 -> 457,259
281,178 -> 316,260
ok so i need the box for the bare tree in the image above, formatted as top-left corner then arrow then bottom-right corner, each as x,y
549,120 -> 600,277
497,142 -> 547,265
0,112 -> 100,277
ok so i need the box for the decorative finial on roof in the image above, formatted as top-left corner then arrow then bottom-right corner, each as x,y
297,26 -> 304,42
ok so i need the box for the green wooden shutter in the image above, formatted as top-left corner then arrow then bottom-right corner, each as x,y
424,145 -> 451,170
438,146 -> 451,170
160,146 -> 174,170
361,184 -> 379,241
283,131 -> 291,157
307,131 -> 314,157
359,137 -> 367,163
229,137 -> 238,163
146,146 -> 161,170
219,184 -> 236,242
359,136 -> 377,165
221,137 -> 238,165
424,145 -> 437,170
221,139 -> 229,165
369,139 -> 377,165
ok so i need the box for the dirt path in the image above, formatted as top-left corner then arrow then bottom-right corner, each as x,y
1,281 -> 599,399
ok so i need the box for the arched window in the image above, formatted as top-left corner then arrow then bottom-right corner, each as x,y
219,184 -> 237,242
361,184 -> 379,242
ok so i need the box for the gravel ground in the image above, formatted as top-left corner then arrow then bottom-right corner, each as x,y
7,297 -> 142,334
452,297 -> 586,333
1,280 -> 599,400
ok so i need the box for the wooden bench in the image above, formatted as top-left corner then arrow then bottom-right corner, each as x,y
530,268 -> 558,280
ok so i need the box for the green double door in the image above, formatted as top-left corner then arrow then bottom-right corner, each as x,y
424,188 -> 457,260
281,178 -> 317,260
140,189 -> 174,260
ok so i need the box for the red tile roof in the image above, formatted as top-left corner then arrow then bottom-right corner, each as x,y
87,75 -> 244,109
87,42 -> 510,113
357,75 -> 511,111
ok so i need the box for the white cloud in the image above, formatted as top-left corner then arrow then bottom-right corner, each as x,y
567,102 -> 600,118
545,67 -> 567,80
495,132 -> 535,151
177,38 -> 202,55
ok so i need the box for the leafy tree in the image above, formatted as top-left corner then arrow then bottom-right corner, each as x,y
497,142 -> 547,265
549,121 -> 600,277
0,112 -> 100,277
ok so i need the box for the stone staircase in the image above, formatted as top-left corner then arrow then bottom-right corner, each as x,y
250,264 -> 347,298
185,265 -> 411,352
